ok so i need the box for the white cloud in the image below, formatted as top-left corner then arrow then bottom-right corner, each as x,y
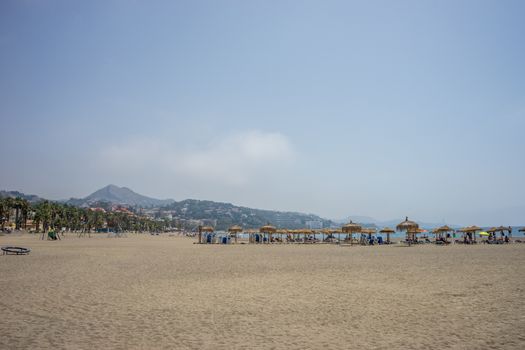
97,130 -> 295,187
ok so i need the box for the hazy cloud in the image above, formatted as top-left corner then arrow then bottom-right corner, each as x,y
98,130 -> 295,187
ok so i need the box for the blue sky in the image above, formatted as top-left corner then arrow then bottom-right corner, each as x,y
1,0 -> 524,225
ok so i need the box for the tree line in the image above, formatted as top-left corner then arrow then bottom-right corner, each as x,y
0,197 -> 167,233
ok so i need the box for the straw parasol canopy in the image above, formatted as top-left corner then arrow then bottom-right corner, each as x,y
458,225 -> 482,243
493,225 -> 512,233
396,217 -> 419,244
259,224 -> 276,233
407,228 -> 425,234
460,225 -> 481,232
361,228 -> 376,235
396,217 -> 419,232
379,227 -> 395,244
435,225 -> 452,232
342,221 -> 362,233
259,224 -> 276,243
227,225 -> 242,243
197,225 -> 214,244
228,225 -> 243,233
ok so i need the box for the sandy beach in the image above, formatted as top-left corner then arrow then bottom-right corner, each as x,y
0,234 -> 524,350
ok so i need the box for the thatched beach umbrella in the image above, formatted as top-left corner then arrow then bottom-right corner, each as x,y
436,225 -> 452,232
198,225 -> 214,244
245,229 -> 258,243
434,225 -> 453,241
459,225 -> 481,243
492,226 -> 513,240
276,229 -> 288,243
379,227 -> 395,244
342,221 -> 362,233
301,229 -> 315,243
318,229 -> 329,243
342,221 -> 362,244
228,225 -> 243,244
320,228 -> 340,243
259,224 -> 276,244
396,217 -> 419,245
360,228 -> 376,244
494,225 -> 511,233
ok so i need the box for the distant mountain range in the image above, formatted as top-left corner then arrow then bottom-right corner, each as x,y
160,199 -> 334,230
1,185 -> 461,229
65,185 -> 175,207
1,185 -> 334,230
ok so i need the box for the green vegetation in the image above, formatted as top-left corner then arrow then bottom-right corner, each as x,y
1,187 -> 336,232
161,199 -> 334,230
0,197 -> 167,233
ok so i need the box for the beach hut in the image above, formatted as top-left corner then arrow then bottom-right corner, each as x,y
396,217 -> 419,245
342,221 -> 362,245
379,227 -> 395,244
259,224 -> 276,244
228,225 -> 243,244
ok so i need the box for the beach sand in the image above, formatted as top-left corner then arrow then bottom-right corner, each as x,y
0,234 -> 524,349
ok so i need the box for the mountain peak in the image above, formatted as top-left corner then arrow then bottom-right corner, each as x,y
77,185 -> 174,207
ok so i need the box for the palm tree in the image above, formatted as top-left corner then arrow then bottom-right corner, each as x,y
19,199 -> 30,229
11,197 -> 29,230
34,201 -> 52,233
0,198 -> 11,230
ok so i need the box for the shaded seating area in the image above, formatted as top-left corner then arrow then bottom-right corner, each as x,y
194,218 -> 523,247
228,225 -> 243,244
396,217 -> 419,246
342,221 -> 362,245
379,227 -> 395,244
198,226 -> 215,244
458,226 -> 481,244
485,226 -> 512,244
433,225 -> 452,245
